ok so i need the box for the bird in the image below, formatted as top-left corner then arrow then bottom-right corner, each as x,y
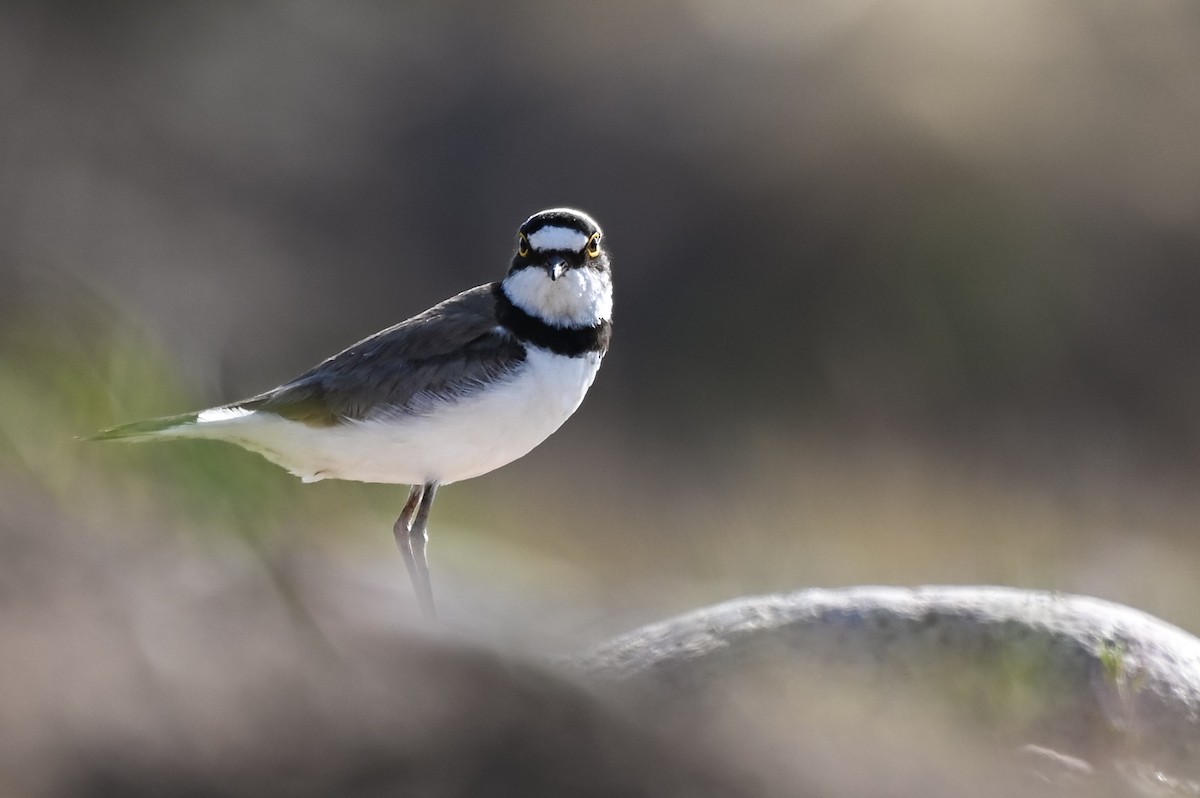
93,208 -> 613,616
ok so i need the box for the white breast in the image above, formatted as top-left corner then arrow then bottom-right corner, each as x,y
186,347 -> 603,486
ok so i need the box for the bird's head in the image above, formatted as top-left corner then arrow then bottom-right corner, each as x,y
510,207 -> 609,280
503,208 -> 612,327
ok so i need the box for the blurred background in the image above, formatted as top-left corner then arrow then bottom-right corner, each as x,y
5,0 -> 1200,623
5,0 -> 1200,614
2,0 -> 1200,792
2,0 -> 1200,788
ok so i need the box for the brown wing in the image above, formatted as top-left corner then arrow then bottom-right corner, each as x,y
240,283 -> 526,426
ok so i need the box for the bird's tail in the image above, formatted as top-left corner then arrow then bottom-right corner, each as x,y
88,412 -> 203,442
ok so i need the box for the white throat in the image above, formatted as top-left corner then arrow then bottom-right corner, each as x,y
502,265 -> 613,328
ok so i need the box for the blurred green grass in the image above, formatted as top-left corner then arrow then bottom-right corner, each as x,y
0,270 -> 396,569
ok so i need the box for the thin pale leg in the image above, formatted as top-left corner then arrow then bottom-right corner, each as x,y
393,484 -> 435,616
406,481 -> 439,616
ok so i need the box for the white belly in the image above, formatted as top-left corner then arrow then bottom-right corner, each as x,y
191,348 -> 602,485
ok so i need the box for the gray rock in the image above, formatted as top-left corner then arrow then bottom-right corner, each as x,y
580,586 -> 1200,790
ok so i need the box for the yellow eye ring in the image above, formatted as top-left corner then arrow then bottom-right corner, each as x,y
518,234 -> 530,258
586,232 -> 602,258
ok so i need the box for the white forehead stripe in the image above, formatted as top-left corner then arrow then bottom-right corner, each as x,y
528,226 -> 589,252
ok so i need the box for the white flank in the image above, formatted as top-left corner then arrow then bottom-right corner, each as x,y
178,348 -> 603,485
502,264 -> 612,327
197,406 -> 256,423
527,226 -> 589,253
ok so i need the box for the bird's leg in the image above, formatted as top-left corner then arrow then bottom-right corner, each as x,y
395,484 -> 424,534
393,484 -> 434,615
405,481 -> 439,616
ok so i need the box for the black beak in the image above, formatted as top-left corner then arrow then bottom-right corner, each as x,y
546,258 -> 568,281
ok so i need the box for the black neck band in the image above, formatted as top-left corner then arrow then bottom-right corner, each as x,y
494,283 -> 611,357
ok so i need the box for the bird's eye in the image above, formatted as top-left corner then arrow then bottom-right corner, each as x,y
586,232 -> 602,258
518,234 -> 531,258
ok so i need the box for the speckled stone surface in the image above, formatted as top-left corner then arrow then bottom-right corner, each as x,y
580,586 -> 1200,783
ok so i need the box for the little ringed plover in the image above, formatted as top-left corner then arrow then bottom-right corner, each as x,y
94,207 -> 613,615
